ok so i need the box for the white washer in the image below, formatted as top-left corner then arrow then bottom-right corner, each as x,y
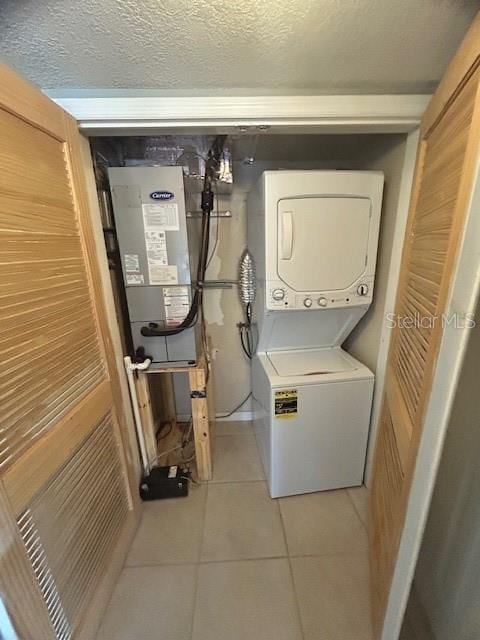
248,170 -> 384,498
252,348 -> 374,498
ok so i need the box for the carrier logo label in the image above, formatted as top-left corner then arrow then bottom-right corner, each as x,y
150,190 -> 174,200
274,389 -> 298,418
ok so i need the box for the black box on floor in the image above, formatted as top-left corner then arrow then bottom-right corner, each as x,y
139,465 -> 189,501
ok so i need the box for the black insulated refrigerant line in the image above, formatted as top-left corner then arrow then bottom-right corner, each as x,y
140,139 -> 224,339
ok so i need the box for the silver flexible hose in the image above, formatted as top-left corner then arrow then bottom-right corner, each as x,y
238,249 -> 256,308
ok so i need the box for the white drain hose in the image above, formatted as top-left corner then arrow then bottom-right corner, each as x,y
124,356 -> 152,476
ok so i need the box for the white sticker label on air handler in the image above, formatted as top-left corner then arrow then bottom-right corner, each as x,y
141,227 -> 176,284
163,286 -> 189,326
145,230 -> 167,249
142,203 -> 179,231
145,230 -> 168,267
126,273 -> 145,285
124,254 -> 140,273
148,265 -> 178,285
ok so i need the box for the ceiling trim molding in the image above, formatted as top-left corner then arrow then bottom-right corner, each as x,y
53,94 -> 430,134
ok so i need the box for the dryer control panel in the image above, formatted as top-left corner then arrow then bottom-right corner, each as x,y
266,274 -> 375,311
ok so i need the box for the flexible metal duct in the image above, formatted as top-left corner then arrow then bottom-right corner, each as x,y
238,249 -> 256,309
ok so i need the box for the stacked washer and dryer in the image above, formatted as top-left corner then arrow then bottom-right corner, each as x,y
248,170 -> 384,498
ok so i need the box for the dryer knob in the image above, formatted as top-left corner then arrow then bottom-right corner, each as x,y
303,297 -> 313,308
317,297 -> 328,307
272,288 -> 285,301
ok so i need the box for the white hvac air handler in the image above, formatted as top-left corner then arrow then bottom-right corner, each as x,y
248,170 -> 384,498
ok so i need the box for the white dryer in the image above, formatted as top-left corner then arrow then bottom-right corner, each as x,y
248,170 -> 384,498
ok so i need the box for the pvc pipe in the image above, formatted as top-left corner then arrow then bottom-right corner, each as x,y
131,358 -> 152,371
124,356 -> 152,475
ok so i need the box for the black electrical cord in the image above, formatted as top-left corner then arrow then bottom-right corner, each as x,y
156,421 -> 173,441
246,302 -> 252,324
205,184 -> 219,270
240,329 -> 251,360
238,315 -> 258,360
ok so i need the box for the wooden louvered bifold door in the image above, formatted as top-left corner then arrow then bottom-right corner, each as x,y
0,65 -> 138,639
0,106 -> 106,471
369,14 -> 480,638
17,413 -> 130,640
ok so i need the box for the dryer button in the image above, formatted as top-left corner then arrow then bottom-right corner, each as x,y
303,297 -> 313,308
272,288 -> 285,301
317,297 -> 327,307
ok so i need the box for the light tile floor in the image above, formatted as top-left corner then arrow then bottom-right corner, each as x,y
97,421 -> 373,640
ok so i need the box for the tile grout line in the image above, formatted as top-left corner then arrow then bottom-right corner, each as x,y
214,429 -> 254,438
346,487 -> 369,533
207,478 -> 266,485
210,427 -> 266,483
252,427 -> 267,483
121,548 -> 371,570
286,555 -> 307,640
189,477 -> 210,640
277,498 -> 307,640
95,502 -> 147,638
276,499 -> 291,558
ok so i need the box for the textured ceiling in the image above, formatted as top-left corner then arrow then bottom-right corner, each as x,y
0,0 -> 478,95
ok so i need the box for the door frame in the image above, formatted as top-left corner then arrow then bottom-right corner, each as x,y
55,92 -> 438,639
52,93 -> 428,135
55,94 -> 424,484
76,134 -> 142,481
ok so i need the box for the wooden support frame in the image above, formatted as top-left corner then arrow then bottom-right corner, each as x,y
139,353 -> 213,481
188,363 -> 212,482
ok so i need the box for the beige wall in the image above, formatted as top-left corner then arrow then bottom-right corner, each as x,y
192,181 -> 251,417
192,134 -> 408,415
